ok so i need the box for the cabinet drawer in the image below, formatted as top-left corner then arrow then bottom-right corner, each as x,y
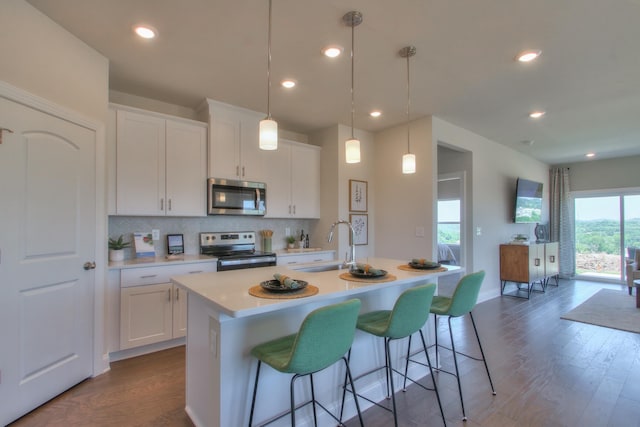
277,252 -> 334,266
121,263 -> 216,287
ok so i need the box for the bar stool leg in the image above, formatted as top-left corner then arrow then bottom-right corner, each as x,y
419,330 -> 447,426
447,317 -> 467,421
402,335 -> 413,391
248,360 -> 262,427
385,338 -> 399,427
290,374 -> 299,426
341,356 -> 364,427
309,374 -> 318,427
434,315 -> 439,367
469,313 -> 496,395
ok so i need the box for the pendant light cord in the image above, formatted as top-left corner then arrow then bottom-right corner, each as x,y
266,0 -> 272,120
406,53 -> 411,153
350,21 -> 355,140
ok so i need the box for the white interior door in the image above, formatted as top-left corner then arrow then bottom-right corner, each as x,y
0,96 -> 96,425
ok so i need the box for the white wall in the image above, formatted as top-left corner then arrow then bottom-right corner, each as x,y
433,117 -> 550,300
374,117 -> 437,261
0,0 -> 108,123
311,124 -> 375,261
559,155 -> 640,192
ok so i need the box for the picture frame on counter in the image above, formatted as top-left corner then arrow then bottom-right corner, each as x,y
349,179 -> 367,212
349,213 -> 368,246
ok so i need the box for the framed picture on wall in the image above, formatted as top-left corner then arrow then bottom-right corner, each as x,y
349,179 -> 368,212
349,213 -> 368,246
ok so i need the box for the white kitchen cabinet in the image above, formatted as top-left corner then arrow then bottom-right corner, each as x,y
276,251 -> 335,266
114,105 -> 207,216
265,139 -> 321,218
119,262 -> 216,350
206,99 -> 270,181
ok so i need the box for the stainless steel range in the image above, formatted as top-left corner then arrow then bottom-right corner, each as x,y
200,231 -> 277,271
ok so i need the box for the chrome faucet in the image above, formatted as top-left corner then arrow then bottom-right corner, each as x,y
328,220 -> 356,269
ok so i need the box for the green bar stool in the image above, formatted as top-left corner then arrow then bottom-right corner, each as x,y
408,270 -> 495,421
248,299 -> 364,427
342,283 -> 446,427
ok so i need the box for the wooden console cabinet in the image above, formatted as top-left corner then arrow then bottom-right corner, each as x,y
500,242 -> 559,298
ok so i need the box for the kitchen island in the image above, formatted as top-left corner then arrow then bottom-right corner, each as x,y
172,258 -> 462,427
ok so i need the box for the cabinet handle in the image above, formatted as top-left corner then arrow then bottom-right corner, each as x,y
189,270 -> 203,274
167,289 -> 171,302
236,165 -> 240,177
168,199 -> 172,211
175,288 -> 179,301
242,166 -> 245,177
534,258 -> 540,266
140,274 -> 157,279
293,205 -> 296,215
313,259 -> 323,262
287,261 -> 297,264
160,198 -> 164,211
288,205 -> 291,214
549,255 -> 555,263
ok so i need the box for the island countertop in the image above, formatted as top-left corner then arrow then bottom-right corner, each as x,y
171,257 -> 462,319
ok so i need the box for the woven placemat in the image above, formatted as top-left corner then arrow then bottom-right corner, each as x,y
248,284 -> 319,299
338,272 -> 397,283
397,265 -> 449,273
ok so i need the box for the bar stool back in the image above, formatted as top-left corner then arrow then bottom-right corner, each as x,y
248,298 -> 363,427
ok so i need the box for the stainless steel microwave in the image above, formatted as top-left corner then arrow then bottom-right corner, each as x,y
207,178 -> 266,216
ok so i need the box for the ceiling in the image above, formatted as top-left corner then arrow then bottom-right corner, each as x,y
26,0 -> 640,165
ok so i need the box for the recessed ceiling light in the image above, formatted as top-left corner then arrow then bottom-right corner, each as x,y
133,25 -> 157,39
322,45 -> 343,58
586,152 -> 596,158
369,110 -> 381,118
281,79 -> 296,89
529,110 -> 546,119
516,49 -> 542,62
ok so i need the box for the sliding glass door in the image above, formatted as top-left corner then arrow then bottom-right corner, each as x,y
574,192 -> 640,281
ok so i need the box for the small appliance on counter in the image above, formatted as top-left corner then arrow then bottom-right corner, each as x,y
200,231 -> 276,271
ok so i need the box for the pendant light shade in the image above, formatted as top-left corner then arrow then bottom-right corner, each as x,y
345,138 -> 361,163
259,118 -> 278,150
344,11 -> 362,164
259,0 -> 278,150
400,46 -> 417,174
402,153 -> 416,174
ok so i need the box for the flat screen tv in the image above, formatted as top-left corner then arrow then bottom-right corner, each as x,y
514,178 -> 543,223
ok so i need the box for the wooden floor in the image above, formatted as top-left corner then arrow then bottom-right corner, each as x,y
10,279 -> 640,427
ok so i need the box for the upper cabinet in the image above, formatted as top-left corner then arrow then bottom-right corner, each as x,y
206,99 -> 270,182
265,139 -> 321,219
111,105 -> 207,216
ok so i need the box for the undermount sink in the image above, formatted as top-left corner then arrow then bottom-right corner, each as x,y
291,263 -> 346,273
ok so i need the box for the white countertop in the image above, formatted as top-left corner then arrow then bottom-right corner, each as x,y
172,257 -> 462,319
108,254 -> 217,270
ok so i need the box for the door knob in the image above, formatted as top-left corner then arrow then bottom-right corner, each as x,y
83,261 -> 96,270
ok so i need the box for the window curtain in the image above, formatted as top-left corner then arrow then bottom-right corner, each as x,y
549,167 -> 575,278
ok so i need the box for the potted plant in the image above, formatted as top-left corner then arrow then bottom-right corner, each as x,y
286,236 -> 296,249
108,235 -> 130,262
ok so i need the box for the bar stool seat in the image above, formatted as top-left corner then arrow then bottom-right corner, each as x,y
248,298 -> 363,427
342,283 -> 446,427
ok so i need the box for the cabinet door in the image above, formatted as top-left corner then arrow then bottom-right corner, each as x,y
291,143 -> 320,218
545,242 -> 559,278
500,244 -> 530,283
528,243 -> 545,282
165,120 -> 207,216
116,110 -> 166,215
238,112 -> 269,182
209,106 -> 242,179
264,141 -> 292,218
172,286 -> 188,338
120,283 -> 173,349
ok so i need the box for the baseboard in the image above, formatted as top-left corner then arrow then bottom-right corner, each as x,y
108,337 -> 186,362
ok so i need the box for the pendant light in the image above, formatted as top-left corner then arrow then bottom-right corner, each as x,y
259,0 -> 278,150
344,11 -> 362,164
400,46 -> 416,174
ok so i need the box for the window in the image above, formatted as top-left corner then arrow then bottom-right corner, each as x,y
438,199 -> 460,244
574,192 -> 640,281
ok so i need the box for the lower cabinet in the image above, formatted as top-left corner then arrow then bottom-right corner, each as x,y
276,251 -> 335,266
119,262 -> 215,350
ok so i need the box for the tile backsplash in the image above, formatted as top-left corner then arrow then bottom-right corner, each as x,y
109,216 -> 315,260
